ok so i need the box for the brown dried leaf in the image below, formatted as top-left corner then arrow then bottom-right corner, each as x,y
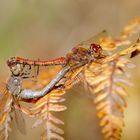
30,88 -> 66,140
83,41 -> 139,140
115,18 -> 140,46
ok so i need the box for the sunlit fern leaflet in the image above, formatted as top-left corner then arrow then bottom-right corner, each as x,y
83,39 -> 140,140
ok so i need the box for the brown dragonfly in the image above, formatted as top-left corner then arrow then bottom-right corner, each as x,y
7,30 -> 108,99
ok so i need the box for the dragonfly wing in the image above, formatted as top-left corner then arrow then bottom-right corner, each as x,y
79,30 -> 117,50
0,83 -> 12,140
14,106 -> 26,135
0,83 -> 12,114
79,30 -> 108,47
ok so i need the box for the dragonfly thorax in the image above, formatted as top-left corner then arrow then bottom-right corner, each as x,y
7,76 -> 22,96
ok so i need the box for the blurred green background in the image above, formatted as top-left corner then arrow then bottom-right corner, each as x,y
0,0 -> 140,140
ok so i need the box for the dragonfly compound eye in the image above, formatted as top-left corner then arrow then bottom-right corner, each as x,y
89,43 -> 102,58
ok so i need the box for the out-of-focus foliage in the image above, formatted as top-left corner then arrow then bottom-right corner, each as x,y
31,89 -> 66,140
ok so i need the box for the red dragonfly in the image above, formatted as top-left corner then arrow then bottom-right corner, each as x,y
7,30 -> 107,78
7,31 -> 108,99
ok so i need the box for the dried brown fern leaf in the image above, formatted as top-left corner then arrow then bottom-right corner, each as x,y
99,18 -> 140,49
15,89 -> 66,140
30,89 -> 66,140
96,18 -> 140,50
121,18 -> 140,39
0,83 -> 12,140
84,39 -> 140,140
116,17 -> 140,46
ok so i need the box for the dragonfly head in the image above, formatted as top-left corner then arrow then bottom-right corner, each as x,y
7,57 -> 23,76
89,43 -> 102,58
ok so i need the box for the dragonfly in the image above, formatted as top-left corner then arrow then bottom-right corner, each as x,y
7,30 -> 108,99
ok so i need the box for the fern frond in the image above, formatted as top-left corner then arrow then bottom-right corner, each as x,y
121,18 -> 140,39
98,18 -> 140,50
84,40 -> 140,140
0,84 -> 12,140
30,89 -> 66,140
116,18 -> 140,46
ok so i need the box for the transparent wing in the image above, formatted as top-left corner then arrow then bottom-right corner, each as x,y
78,30 -> 117,50
0,83 -> 11,114
13,100 -> 26,135
78,30 -> 108,47
0,82 -> 12,140
13,97 -> 26,135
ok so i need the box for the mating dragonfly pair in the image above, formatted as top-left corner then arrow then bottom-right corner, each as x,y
7,31 -> 110,99
0,31 -> 114,135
